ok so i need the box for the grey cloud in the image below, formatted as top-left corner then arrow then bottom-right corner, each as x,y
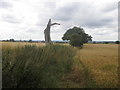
54,15 -> 71,21
101,18 -> 114,22
119,1 -> 120,9
102,2 -> 117,12
26,29 -> 39,33
95,33 -> 107,35
52,2 -> 113,29
36,22 -> 46,27
2,15 -> 21,24
0,0 -> 12,8
52,2 -> 117,30
53,3 -> 80,21
26,27 -> 44,34
82,18 -> 114,28
92,28 -> 118,37
43,2 -> 56,9
98,31 -> 111,36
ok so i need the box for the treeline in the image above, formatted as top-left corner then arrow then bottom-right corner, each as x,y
1,38 -> 119,44
92,41 -> 119,44
2,39 -> 33,42
1,39 -> 68,43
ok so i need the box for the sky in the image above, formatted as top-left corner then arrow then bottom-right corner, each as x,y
0,0 -> 119,41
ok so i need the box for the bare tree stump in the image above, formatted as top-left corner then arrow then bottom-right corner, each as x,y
44,19 -> 60,45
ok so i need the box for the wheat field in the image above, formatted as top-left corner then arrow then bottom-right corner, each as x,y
76,44 -> 118,87
1,42 -> 119,88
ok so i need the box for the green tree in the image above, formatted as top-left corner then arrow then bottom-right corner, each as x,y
62,26 -> 92,47
9,39 -> 15,42
69,34 -> 83,47
104,42 -> 109,44
28,39 -> 32,42
115,41 -> 119,44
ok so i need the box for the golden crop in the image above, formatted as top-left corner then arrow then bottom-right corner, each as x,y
77,44 -> 118,87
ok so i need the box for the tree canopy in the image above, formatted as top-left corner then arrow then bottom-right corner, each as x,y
115,41 -> 119,44
62,26 -> 92,47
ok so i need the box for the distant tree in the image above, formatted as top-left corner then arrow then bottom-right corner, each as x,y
62,26 -> 92,47
93,41 -> 96,44
115,41 -> 119,44
41,41 -> 45,43
28,39 -> 32,42
9,39 -> 15,42
2,40 -> 6,42
104,42 -> 109,44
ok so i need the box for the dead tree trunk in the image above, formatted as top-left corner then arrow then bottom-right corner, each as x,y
44,19 -> 60,45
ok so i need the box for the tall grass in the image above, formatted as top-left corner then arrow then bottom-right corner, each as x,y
2,44 -> 76,88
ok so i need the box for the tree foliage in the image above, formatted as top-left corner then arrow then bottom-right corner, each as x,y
62,26 -> 92,47
115,41 -> 119,44
28,39 -> 32,42
9,39 -> 15,42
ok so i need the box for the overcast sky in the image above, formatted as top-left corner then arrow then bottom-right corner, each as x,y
0,0 -> 119,41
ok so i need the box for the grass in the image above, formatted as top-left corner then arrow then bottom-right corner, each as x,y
1,42 -> 119,88
2,43 -> 77,88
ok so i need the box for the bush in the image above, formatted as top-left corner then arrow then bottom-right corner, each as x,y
2,45 -> 75,88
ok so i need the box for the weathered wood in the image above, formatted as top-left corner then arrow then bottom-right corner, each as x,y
44,19 -> 60,45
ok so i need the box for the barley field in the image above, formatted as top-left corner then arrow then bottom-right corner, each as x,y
1,42 -> 119,88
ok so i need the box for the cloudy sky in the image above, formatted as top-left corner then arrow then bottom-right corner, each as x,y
0,0 -> 119,41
